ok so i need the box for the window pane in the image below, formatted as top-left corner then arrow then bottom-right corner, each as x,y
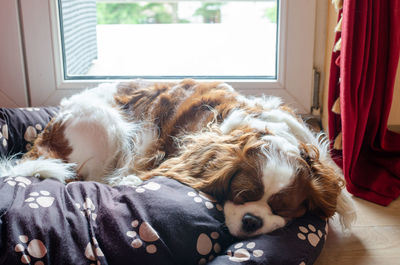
59,0 -> 278,79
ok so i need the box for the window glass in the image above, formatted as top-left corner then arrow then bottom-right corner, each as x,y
59,0 -> 278,79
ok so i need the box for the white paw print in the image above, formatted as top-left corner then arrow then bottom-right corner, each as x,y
1,124 -> 8,147
24,124 -> 44,151
227,242 -> 264,262
14,235 -> 47,265
187,191 -> 223,211
3,176 -> 32,188
135,182 -> 161,193
85,237 -> 104,265
25,190 -> 55,209
297,224 -> 324,247
75,198 -> 97,221
126,220 -> 160,254
196,232 -> 222,264
19,107 -> 41,112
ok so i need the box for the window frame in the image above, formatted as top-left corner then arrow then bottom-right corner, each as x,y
19,0 -> 317,113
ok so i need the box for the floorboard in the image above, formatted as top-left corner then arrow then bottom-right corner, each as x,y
315,193 -> 400,265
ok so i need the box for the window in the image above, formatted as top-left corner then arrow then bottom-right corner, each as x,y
16,0 -> 320,113
60,1 -> 278,80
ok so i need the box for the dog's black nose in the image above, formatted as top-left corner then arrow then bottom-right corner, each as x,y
242,213 -> 263,233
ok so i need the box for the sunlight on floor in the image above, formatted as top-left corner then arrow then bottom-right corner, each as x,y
316,191 -> 400,265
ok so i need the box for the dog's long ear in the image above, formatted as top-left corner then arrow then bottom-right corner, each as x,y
194,164 -> 241,202
299,143 -> 343,218
191,131 -> 265,202
144,130 -> 264,202
143,131 -> 242,201
144,150 -> 242,202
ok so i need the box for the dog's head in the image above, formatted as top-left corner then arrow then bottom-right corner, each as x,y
145,124 -> 353,238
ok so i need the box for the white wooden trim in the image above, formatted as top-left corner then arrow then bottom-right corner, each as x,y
0,90 -> 20,108
312,0 -> 329,113
0,0 -> 29,107
19,0 -> 59,107
21,0 -> 317,114
284,0 -> 316,112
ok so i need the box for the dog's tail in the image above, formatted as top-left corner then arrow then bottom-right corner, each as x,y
0,157 -> 76,182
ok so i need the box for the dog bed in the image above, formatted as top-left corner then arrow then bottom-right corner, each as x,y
0,107 -> 327,265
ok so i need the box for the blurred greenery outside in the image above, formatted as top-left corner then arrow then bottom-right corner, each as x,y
96,2 -> 277,24
264,3 -> 277,23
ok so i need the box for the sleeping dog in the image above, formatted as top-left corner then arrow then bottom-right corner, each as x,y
3,79 -> 355,238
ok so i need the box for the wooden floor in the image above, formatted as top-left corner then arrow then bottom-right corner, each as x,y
315,192 -> 400,265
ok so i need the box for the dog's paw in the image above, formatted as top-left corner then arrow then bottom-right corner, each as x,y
135,181 -> 160,193
116,174 -> 143,187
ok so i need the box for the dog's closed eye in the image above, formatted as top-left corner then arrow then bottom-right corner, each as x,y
228,169 -> 264,204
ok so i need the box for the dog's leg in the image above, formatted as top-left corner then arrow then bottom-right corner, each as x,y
109,174 -> 143,187
49,83 -> 142,183
62,105 -> 139,183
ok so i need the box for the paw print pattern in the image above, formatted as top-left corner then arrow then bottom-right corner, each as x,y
325,222 -> 329,241
75,198 -> 97,221
85,237 -> 104,265
196,232 -> 222,264
1,124 -> 8,148
187,191 -> 223,211
297,224 -> 324,247
226,242 -> 264,262
24,124 -> 44,151
135,182 -> 161,193
126,220 -> 160,254
19,107 -> 41,112
25,191 -> 55,209
14,235 -> 47,265
3,176 -> 32,187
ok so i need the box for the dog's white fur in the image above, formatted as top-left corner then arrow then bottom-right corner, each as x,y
0,81 -> 356,237
0,157 -> 76,182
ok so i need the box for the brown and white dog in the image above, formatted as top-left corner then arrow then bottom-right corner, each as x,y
2,79 -> 355,238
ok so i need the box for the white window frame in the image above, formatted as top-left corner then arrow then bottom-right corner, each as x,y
16,0 -> 317,113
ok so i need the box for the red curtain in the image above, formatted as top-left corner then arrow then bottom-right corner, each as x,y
328,0 -> 400,205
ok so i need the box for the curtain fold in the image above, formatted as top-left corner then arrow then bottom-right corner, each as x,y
328,0 -> 400,205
